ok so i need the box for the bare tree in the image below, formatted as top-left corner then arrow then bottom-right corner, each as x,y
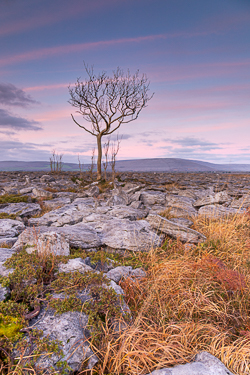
68,63 -> 154,180
102,138 -> 110,181
50,150 -> 63,173
110,135 -> 122,182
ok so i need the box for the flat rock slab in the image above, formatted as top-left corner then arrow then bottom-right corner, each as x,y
0,219 -> 25,238
145,351 -> 234,375
29,198 -> 97,227
194,191 -> 231,208
28,310 -> 96,372
0,202 -> 41,217
198,205 -> 245,218
13,223 -> 102,251
146,214 -> 206,244
140,191 -> 166,206
0,247 -> 16,262
98,218 -> 163,252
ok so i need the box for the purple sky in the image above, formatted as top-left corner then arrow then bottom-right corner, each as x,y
0,0 -> 250,164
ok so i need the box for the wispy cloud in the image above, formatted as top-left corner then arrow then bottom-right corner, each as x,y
0,109 -> 41,131
0,83 -> 39,107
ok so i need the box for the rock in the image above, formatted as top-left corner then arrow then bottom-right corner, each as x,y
146,214 -> 206,244
129,200 -> 144,209
40,175 -> 55,183
0,286 -> 8,301
29,310 -> 97,373
145,351 -> 234,375
28,201 -> 93,227
194,191 -> 231,208
0,202 -> 41,218
32,187 -> 54,199
0,247 -> 16,262
198,205 -> 245,218
140,191 -> 166,206
230,194 -> 250,209
25,232 -> 70,256
19,187 -> 34,194
169,218 -> 194,227
108,188 -> 130,206
130,267 -> 146,278
43,196 -> 72,209
108,205 -> 148,221
0,219 -> 25,239
106,266 -> 133,283
98,218 -> 163,251
86,185 -> 100,197
58,258 -> 94,274
0,237 -> 17,247
13,223 -> 102,251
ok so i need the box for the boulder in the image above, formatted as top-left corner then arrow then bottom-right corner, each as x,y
106,266 -> 133,283
43,196 -> 71,209
98,218 -> 163,252
146,214 -> 206,244
28,310 -> 97,373
145,351 -> 234,375
194,191 -> 231,208
58,258 -> 94,274
32,187 -> 54,199
198,205 -> 245,218
0,219 -> 25,239
0,202 -> 41,218
40,175 -> 55,183
140,191 -> 166,206
13,223 -> 102,251
25,232 -> 70,256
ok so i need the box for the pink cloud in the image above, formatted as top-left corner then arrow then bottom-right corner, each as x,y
0,34 -> 169,67
25,83 -> 69,92
0,0 -> 122,37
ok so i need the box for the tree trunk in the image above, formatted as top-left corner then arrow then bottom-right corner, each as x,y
96,134 -> 102,180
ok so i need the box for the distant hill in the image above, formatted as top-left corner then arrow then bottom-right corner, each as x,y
1,158 -> 250,172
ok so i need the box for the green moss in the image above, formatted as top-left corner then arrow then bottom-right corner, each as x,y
48,296 -> 83,314
0,313 -> 24,340
0,212 -> 17,219
0,194 -> 29,204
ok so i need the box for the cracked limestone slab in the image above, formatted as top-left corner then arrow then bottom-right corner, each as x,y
146,214 -> 206,244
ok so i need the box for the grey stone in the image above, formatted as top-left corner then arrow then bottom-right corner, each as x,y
0,202 -> 41,218
13,223 -> 102,251
0,219 -> 25,238
140,191 -> 166,206
98,218 -> 163,251
58,258 -> 94,274
0,247 -> 16,262
169,218 -> 194,227
198,205 -> 245,218
25,231 -> 70,256
28,200 -> 95,227
0,237 -> 17,247
32,187 -> 54,199
0,286 -> 8,301
0,262 -> 14,277
145,351 -> 234,375
108,188 -> 130,206
29,310 -> 97,372
108,205 -> 148,220
194,191 -> 231,208
230,194 -> 250,209
86,185 -> 100,197
40,175 -> 55,183
130,267 -> 146,278
106,266 -> 133,283
19,187 -> 34,194
43,196 -> 71,209
146,214 -> 206,244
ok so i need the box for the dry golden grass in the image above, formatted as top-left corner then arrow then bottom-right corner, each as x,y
3,211 -> 250,374
89,212 -> 250,375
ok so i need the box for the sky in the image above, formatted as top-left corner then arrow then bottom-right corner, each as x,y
0,0 -> 250,165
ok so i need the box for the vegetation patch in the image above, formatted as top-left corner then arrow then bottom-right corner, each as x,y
0,194 -> 29,204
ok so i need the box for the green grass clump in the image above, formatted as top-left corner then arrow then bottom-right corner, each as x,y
0,194 -> 29,204
0,212 -> 17,220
